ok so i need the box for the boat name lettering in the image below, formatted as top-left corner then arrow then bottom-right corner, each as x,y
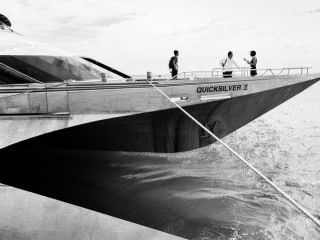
196,84 -> 248,93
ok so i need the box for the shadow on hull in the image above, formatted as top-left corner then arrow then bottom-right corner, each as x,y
16,77 -> 319,153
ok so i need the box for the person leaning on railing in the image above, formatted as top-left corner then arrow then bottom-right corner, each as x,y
219,51 -> 240,78
244,51 -> 257,77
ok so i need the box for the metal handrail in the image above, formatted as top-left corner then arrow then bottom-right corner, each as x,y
173,67 -> 311,81
211,67 -> 311,78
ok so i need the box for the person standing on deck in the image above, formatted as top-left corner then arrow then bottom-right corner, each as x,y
219,51 -> 240,78
169,50 -> 179,79
244,50 -> 257,76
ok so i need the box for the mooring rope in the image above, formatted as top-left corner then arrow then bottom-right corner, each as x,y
146,79 -> 320,229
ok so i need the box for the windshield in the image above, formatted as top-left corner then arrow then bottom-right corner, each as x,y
76,57 -> 131,80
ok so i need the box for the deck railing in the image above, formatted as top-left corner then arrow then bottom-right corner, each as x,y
174,67 -> 311,80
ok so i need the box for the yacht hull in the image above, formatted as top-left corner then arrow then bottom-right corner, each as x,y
1,75 -> 319,153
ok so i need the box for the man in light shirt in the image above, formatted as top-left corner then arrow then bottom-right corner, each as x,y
219,51 -> 240,78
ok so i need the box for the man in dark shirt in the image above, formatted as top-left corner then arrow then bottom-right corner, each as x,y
169,50 -> 179,79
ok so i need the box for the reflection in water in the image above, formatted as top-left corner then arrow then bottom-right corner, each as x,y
0,146 -> 319,239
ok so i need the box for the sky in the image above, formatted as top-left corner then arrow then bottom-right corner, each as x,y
1,0 -> 320,75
